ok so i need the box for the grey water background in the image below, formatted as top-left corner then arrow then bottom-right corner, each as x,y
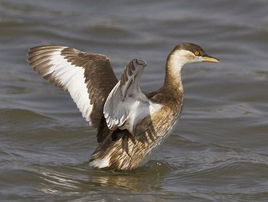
0,0 -> 268,201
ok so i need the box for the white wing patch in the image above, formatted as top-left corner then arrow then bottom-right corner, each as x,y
103,59 -> 162,134
29,47 -> 93,124
50,53 -> 93,123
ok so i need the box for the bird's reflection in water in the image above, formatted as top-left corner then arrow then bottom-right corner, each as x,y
38,160 -> 173,195
89,161 -> 172,192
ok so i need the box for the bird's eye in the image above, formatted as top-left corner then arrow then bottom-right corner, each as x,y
194,51 -> 200,56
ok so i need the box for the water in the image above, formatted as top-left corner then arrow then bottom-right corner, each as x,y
0,0 -> 268,201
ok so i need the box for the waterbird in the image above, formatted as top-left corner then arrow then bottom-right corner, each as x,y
27,43 -> 219,170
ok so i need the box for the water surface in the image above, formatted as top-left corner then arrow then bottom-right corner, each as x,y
0,0 -> 268,201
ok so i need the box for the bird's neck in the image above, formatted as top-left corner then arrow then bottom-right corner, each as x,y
163,53 -> 185,95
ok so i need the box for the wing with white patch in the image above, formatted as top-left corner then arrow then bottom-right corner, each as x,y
103,59 -> 161,134
27,45 -> 117,127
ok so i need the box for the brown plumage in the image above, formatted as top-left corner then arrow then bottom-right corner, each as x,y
27,43 -> 219,170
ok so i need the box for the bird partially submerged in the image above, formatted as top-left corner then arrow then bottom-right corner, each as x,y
27,43 -> 219,170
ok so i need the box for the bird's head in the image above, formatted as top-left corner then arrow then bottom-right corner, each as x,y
168,42 -> 219,66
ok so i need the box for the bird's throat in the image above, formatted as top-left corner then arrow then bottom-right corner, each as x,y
164,56 -> 184,94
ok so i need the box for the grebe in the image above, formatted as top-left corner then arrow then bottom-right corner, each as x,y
27,43 -> 219,170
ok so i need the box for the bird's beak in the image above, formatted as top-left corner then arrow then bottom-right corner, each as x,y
202,55 -> 220,63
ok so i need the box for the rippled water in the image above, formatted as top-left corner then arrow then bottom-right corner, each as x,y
1,0 -> 268,201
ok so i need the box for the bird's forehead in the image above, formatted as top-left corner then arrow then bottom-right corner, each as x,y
176,43 -> 206,55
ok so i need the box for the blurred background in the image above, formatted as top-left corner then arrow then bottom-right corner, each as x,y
0,0 -> 268,201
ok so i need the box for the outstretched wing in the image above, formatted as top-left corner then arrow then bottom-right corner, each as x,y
103,59 -> 162,134
27,45 -> 117,128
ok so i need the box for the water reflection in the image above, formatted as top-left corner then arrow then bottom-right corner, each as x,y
39,161 -> 172,194
40,170 -> 81,193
